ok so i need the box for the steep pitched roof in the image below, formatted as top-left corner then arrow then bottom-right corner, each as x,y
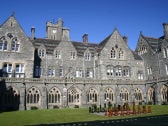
143,36 -> 161,52
31,38 -> 60,55
99,33 -> 112,48
31,38 -> 99,56
0,13 -> 27,38
99,28 -> 121,48
71,41 -> 98,56
131,51 -> 143,60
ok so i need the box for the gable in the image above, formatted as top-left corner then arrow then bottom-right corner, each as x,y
0,14 -> 34,55
135,33 -> 159,55
72,41 -> 97,57
99,28 -> 134,60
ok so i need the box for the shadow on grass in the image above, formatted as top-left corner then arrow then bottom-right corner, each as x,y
26,114 -> 168,126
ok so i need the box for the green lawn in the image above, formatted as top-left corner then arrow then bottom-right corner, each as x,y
0,105 -> 168,126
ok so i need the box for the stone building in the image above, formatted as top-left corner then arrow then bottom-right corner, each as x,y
0,14 -> 167,111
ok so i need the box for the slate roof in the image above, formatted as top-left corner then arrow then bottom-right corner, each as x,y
99,33 -> 112,48
143,36 -> 161,52
132,51 -> 143,60
30,37 -> 142,60
71,41 -> 99,56
30,38 -> 99,56
31,38 -> 60,55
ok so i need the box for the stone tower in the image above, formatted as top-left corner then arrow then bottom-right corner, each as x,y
46,18 -> 70,41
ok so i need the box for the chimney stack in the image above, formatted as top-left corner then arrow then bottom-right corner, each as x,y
163,23 -> 168,39
123,36 -> 128,44
82,33 -> 88,43
31,27 -> 35,39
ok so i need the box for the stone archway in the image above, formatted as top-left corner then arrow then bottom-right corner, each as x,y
160,85 -> 168,103
148,87 -> 155,104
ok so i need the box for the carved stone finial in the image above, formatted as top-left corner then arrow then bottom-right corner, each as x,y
11,11 -> 15,16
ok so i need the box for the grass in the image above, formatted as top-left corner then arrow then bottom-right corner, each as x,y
0,105 -> 168,126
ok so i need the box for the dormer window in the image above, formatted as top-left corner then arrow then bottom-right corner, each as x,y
138,45 -> 147,55
11,38 -> 20,52
55,50 -> 61,59
163,47 -> 168,58
71,51 -> 76,60
39,49 -> 45,58
85,52 -> 91,61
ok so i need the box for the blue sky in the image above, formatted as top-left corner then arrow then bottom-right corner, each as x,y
1,0 -> 168,50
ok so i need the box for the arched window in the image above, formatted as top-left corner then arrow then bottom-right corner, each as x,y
161,85 -> 168,102
104,88 -> 114,102
0,37 -> 8,51
2,86 -> 19,105
118,48 -> 124,59
48,87 -> 61,103
39,49 -> 45,58
87,88 -> 98,103
48,87 -> 61,104
27,87 -> 40,104
11,37 -> 20,52
68,88 -> 81,104
120,87 -> 129,101
110,47 -> 116,59
148,87 -> 154,102
134,88 -> 143,101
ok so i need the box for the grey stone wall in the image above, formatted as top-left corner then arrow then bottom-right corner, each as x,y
0,15 -> 167,111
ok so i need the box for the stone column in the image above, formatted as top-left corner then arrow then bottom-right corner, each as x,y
41,86 -> 47,109
81,84 -> 87,107
99,84 -> 103,106
19,84 -> 26,110
63,87 -> 67,108
155,83 -> 161,105
115,84 -> 120,105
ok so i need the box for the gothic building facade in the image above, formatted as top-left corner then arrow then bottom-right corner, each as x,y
0,14 -> 167,111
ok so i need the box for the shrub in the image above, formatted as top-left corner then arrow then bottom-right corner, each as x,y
108,102 -> 112,109
89,107 -> 92,113
53,105 -> 59,109
92,104 -> 97,112
74,105 -> 79,108
139,102 -> 142,105
148,101 -> 153,105
162,102 -> 168,105
31,106 -> 38,110
97,108 -> 100,113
